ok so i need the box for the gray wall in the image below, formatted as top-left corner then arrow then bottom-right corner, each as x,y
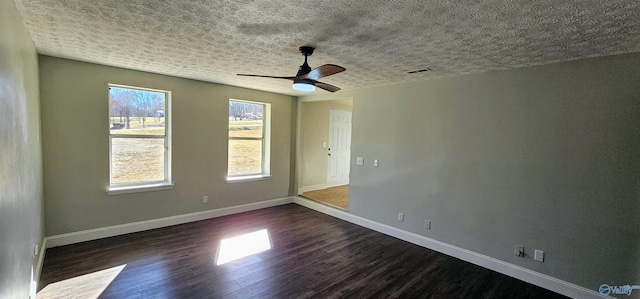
0,0 -> 44,298
300,101 -> 352,189
301,53 -> 640,291
39,56 -> 295,235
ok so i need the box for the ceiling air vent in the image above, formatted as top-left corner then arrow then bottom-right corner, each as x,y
408,68 -> 432,74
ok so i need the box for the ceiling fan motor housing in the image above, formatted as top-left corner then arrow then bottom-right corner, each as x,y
297,61 -> 312,77
294,61 -> 315,87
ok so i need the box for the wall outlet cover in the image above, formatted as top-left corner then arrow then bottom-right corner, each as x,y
534,249 -> 544,262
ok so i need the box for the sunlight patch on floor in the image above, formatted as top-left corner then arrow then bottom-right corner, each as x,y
37,264 -> 126,299
216,229 -> 271,265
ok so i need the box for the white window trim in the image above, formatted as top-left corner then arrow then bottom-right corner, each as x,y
106,182 -> 175,195
227,99 -> 271,180
225,175 -> 272,183
107,84 -> 172,194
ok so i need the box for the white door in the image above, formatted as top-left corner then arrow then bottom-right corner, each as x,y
327,110 -> 352,187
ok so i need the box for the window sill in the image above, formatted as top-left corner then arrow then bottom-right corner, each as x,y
106,183 -> 175,195
226,175 -> 271,183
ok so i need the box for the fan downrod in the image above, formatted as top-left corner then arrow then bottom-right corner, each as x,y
299,46 -> 315,57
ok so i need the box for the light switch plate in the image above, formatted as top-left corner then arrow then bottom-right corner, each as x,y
515,245 -> 524,257
373,159 -> 379,167
356,157 -> 364,166
322,141 -> 327,148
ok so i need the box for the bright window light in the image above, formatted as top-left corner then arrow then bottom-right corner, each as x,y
216,229 -> 272,265
37,264 -> 126,298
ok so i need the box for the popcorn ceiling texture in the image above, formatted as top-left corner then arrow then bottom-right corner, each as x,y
13,0 -> 640,95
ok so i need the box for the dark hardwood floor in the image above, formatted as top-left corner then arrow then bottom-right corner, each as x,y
38,204 -> 568,298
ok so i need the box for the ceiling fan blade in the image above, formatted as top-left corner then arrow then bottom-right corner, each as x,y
299,64 -> 345,80
237,74 -> 296,80
314,81 -> 341,93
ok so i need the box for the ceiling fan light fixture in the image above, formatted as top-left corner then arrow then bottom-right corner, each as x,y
293,79 -> 315,92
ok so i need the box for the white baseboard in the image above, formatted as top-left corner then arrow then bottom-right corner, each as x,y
39,195 -> 604,298
45,197 -> 293,248
301,183 -> 327,193
293,196 -> 606,299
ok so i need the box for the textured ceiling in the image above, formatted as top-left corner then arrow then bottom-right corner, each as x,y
14,0 -> 640,96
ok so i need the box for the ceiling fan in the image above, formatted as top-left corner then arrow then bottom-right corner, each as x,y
238,46 -> 346,92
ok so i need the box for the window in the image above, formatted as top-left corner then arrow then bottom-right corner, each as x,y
227,100 -> 270,180
108,85 -> 171,193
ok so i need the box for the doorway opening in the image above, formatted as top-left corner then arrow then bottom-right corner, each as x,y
299,101 -> 352,210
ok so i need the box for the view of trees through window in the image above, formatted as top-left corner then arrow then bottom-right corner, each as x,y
228,100 -> 266,176
109,87 -> 166,135
109,86 -> 168,185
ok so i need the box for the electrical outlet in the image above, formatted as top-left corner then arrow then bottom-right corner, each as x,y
515,245 -> 524,257
356,157 -> 364,166
534,249 -> 544,262
424,220 -> 431,229
203,196 -> 208,204
398,212 -> 404,222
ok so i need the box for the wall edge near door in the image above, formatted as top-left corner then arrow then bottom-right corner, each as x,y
44,197 -> 294,248
33,237 -> 48,296
293,196 -> 606,299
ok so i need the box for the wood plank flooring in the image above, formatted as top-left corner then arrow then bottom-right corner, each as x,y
38,204 -> 568,298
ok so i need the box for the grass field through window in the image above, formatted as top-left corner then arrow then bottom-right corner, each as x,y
110,119 -> 263,183
228,120 -> 263,176
110,117 -> 166,184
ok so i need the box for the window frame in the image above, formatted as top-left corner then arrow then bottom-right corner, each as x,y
226,99 -> 271,182
106,84 -> 173,194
